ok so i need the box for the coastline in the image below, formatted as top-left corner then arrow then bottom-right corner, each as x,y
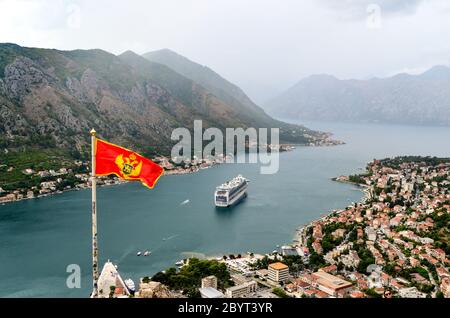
175,157 -> 450,298
292,173 -> 371,244
170,166 -> 372,266
0,142 -> 334,206
0,163 -> 213,206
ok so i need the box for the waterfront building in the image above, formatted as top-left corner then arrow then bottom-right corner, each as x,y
268,262 -> 289,283
97,261 -> 130,298
199,287 -> 224,298
225,281 -> 257,298
256,269 -> 269,278
281,245 -> 298,256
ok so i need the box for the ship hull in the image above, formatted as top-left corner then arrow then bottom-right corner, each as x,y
215,186 -> 248,208
214,175 -> 249,208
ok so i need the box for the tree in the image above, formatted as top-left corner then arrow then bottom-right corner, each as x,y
272,287 -> 290,298
142,276 -> 150,283
364,288 -> 381,298
308,252 -> 326,270
254,256 -> 269,269
151,258 -> 233,297
356,247 -> 375,274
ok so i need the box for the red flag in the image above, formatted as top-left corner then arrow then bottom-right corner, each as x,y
95,139 -> 163,189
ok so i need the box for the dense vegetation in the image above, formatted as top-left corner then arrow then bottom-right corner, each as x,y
380,156 -> 450,169
272,287 -> 290,298
428,209 -> 450,255
0,148 -> 87,193
348,174 -> 370,185
355,246 -> 376,274
308,252 -> 327,271
150,258 -> 234,298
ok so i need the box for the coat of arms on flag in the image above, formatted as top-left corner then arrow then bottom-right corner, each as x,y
95,139 -> 163,189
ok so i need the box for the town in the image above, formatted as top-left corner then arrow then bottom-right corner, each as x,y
0,154 -> 233,204
95,156 -> 449,298
0,145 -> 299,204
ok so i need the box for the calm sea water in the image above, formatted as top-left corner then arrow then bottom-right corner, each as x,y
1,121 -> 450,297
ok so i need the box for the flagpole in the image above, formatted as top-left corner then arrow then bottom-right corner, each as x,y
90,128 -> 99,298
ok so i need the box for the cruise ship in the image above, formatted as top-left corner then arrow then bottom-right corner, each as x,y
214,175 -> 249,207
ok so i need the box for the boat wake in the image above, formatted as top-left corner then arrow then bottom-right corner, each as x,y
117,246 -> 135,262
180,199 -> 190,206
162,234 -> 179,241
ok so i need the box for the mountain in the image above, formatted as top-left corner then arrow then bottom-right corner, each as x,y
0,43 -> 329,162
265,66 -> 450,125
143,49 -> 316,140
143,49 -> 262,115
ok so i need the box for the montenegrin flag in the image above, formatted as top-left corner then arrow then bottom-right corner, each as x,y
95,139 -> 163,189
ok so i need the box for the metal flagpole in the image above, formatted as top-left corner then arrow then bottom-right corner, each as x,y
90,128 -> 99,298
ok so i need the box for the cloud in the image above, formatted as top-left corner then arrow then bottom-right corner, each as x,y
1,0 -> 450,104
318,0 -> 425,19
0,0 -> 78,30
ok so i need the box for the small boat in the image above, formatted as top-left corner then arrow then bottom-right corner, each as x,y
175,260 -> 184,266
143,250 -> 151,256
137,251 -> 142,256
124,279 -> 135,293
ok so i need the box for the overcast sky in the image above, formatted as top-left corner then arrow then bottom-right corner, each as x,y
1,0 -> 450,103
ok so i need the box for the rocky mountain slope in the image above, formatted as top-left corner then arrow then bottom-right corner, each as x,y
0,43 -> 329,160
265,66 -> 450,125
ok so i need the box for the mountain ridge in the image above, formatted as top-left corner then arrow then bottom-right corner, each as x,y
142,48 -> 322,143
265,65 -> 450,125
0,43 -> 331,161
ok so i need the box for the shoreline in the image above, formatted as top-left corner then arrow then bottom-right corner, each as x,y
181,157 -> 450,298
0,142 -> 336,206
0,163 -> 214,206
169,166 -> 372,265
292,174 -> 371,243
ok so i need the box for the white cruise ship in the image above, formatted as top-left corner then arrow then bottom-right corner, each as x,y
214,175 -> 249,207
